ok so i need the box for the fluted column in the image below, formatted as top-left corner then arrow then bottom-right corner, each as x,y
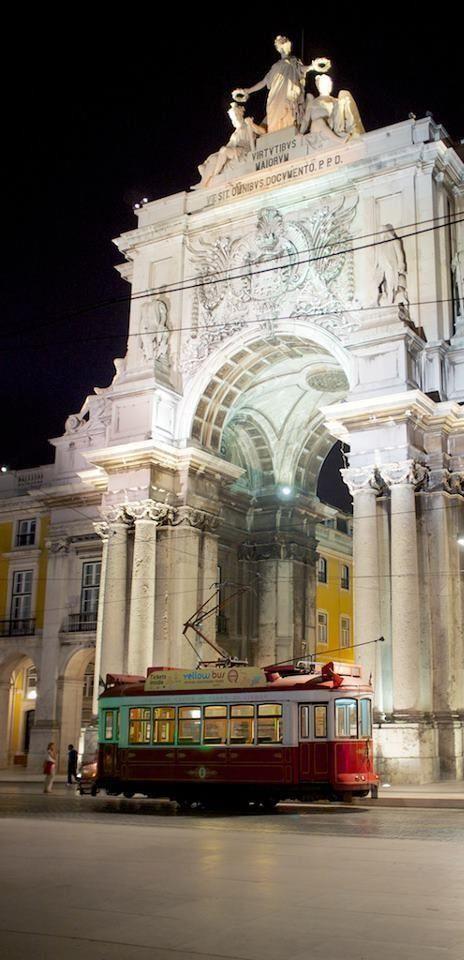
100,511 -> 130,682
382,460 -> 427,716
341,467 -> 382,701
125,501 -> 173,677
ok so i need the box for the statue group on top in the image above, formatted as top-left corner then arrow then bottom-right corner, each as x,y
196,35 -> 364,189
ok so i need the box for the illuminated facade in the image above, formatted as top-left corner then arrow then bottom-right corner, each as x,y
0,51 -> 464,781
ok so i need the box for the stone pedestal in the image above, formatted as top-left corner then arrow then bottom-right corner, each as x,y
374,721 -> 439,784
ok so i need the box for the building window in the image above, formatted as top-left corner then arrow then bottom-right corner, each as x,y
11,570 -> 33,623
317,556 -> 327,583
341,564 -> 350,590
15,519 -> 37,548
340,616 -> 351,648
317,611 -> 328,646
80,561 -> 101,625
25,666 -> 38,701
83,663 -> 94,699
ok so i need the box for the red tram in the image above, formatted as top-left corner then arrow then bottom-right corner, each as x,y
96,660 -> 378,807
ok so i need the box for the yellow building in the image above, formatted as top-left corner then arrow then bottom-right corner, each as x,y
315,515 -> 353,664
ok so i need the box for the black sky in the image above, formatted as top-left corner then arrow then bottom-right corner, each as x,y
1,13 -> 462,513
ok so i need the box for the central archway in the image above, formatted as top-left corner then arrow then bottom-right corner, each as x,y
183,327 -> 352,668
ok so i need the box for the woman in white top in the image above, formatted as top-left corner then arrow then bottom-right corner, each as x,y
43,742 -> 57,793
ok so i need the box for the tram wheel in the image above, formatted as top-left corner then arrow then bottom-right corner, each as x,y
260,797 -> 279,811
123,790 -> 135,799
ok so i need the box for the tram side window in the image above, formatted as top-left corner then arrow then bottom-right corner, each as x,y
153,706 -> 175,744
300,705 -> 310,739
359,699 -> 372,738
178,706 -> 201,743
230,704 -> 254,744
129,708 -> 151,744
257,704 -> 283,744
204,705 -> 227,744
104,709 -> 116,741
335,699 -> 358,738
314,704 -> 327,738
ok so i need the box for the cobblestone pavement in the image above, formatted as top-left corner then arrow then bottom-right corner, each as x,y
0,786 -> 464,841
1,789 -> 464,960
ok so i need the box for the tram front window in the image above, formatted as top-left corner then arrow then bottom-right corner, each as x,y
178,706 -> 201,743
335,699 -> 358,738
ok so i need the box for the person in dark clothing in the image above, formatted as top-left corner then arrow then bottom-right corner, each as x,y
67,744 -> 78,785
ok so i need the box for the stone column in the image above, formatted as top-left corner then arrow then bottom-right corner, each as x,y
166,509 -> 219,667
100,511 -> 130,682
382,461 -> 425,716
126,502 -> 158,677
92,523 -> 108,714
198,529 -> 219,652
341,468 -> 382,702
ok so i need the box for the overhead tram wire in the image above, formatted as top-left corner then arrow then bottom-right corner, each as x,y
2,212 -> 463,343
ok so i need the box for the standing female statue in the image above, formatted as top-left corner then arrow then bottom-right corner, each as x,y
233,36 -> 330,134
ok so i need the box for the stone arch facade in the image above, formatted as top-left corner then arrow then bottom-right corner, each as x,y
0,651 -> 39,768
56,645 -> 95,772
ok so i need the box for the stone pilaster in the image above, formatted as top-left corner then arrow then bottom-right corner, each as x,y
28,538 -> 70,771
341,467 -> 382,705
92,522 -> 108,713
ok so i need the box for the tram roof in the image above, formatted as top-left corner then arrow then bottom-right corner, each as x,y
99,662 -> 372,700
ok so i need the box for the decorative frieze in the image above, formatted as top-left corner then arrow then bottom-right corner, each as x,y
238,538 -> 316,563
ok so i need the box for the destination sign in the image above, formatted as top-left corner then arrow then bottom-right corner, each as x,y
144,666 -> 268,692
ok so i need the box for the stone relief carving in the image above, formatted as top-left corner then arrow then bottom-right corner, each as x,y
139,298 -> 170,364
100,502 -> 219,531
45,537 -> 70,554
183,195 -> 358,373
374,224 -> 409,308
300,74 -> 364,143
196,102 -> 265,189
232,36 -> 330,134
379,460 -> 430,490
93,521 -> 109,540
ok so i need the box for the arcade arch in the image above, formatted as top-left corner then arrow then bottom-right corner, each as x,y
57,646 -> 95,772
0,653 -> 38,768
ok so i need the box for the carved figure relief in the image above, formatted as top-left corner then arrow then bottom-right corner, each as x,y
374,224 -> 409,306
139,298 -> 170,364
183,195 -> 358,372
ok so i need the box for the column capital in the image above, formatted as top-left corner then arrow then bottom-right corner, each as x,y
124,499 -> 175,525
93,521 -> 109,541
381,459 -> 430,490
340,466 -> 383,496
44,537 -> 70,554
171,506 -> 220,532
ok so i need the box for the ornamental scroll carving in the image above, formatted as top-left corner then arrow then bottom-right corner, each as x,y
183,195 -> 358,373
99,502 -> 220,531
238,539 -> 315,563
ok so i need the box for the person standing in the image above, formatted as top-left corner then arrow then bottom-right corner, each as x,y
67,744 -> 79,786
43,742 -> 56,793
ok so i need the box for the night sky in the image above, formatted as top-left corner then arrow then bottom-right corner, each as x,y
2,14 -> 462,513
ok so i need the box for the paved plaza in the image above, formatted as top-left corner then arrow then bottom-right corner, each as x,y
0,790 -> 463,959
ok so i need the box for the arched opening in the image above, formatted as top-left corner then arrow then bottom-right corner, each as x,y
0,654 -> 37,768
58,647 -> 95,771
187,332 -> 353,667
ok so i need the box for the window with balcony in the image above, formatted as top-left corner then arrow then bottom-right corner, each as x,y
15,518 -> 37,548
68,561 -> 101,631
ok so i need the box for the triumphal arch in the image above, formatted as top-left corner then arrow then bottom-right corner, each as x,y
32,40 -> 464,781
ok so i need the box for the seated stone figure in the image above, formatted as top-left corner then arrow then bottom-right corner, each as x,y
197,102 -> 265,188
300,73 -> 364,141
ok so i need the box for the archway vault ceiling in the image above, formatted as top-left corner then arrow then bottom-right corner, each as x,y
191,334 -> 348,497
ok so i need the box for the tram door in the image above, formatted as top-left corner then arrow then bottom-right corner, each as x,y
298,704 -> 328,780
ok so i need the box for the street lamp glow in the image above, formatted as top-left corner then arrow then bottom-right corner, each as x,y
458,536 -> 464,547
281,485 -> 292,497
